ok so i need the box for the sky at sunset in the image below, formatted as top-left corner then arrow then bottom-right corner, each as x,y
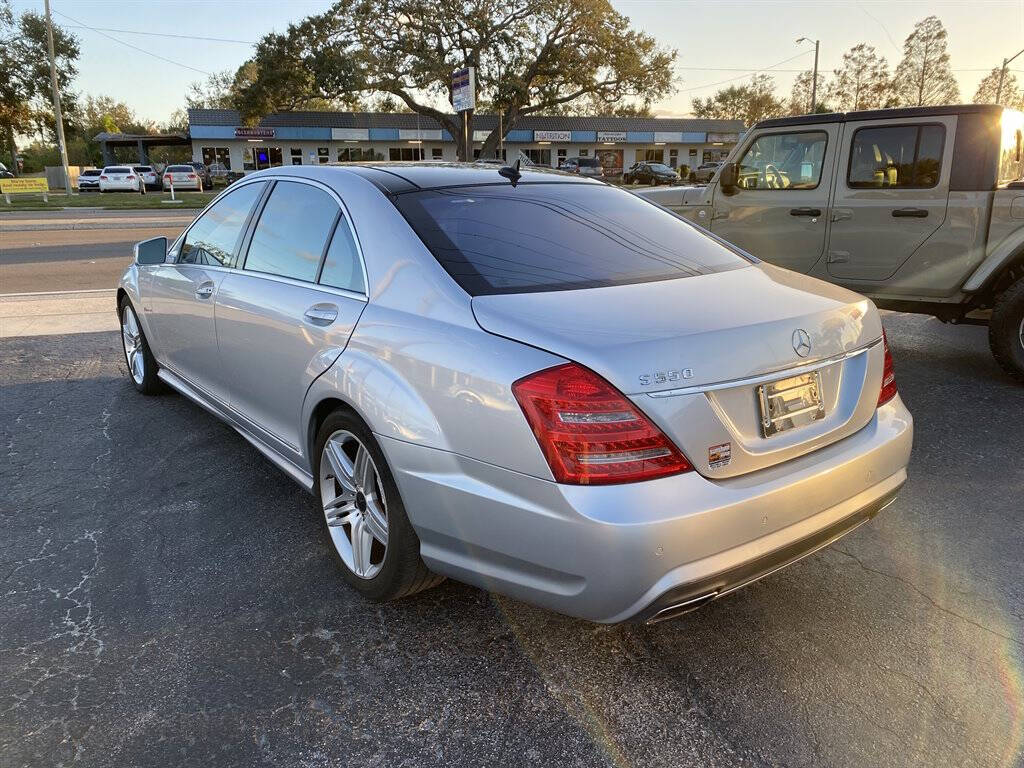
9,0 -> 1024,122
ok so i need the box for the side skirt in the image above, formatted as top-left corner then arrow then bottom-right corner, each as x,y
156,368 -> 315,494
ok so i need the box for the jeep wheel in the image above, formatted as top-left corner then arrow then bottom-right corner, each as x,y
989,277 -> 1024,382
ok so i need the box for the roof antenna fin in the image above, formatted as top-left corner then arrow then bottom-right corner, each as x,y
498,158 -> 521,187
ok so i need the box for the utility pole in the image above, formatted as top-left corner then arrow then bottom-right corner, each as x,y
797,37 -> 820,113
995,48 -> 1024,104
43,0 -> 72,195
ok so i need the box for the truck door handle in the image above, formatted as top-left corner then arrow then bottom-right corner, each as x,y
194,282 -> 214,299
304,304 -> 338,326
892,207 -> 928,218
789,207 -> 821,217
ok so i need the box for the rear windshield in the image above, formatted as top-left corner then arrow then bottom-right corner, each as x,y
81,170 -> 101,177
393,183 -> 749,295
105,167 -> 130,173
166,165 -> 192,172
134,166 -> 152,172
576,158 -> 600,167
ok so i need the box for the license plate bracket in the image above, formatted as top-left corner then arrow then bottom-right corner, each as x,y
757,370 -> 825,437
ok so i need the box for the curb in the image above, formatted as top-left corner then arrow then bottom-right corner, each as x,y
0,219 -> 195,232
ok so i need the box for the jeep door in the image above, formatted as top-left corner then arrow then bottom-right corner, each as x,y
710,125 -> 838,273
826,116 -> 952,282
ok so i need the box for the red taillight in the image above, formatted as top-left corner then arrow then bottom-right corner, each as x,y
187,174 -> 196,179
100,175 -> 107,180
877,329 -> 898,406
512,362 -> 692,485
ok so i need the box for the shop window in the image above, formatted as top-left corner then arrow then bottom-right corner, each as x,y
201,146 -> 231,170
669,149 -> 678,169
290,148 -> 303,166
317,147 -> 330,164
557,148 -> 567,161
248,146 -> 283,170
644,148 -> 664,163
579,149 -> 589,156
389,147 -> 424,161
431,147 -> 443,160
523,149 -> 551,166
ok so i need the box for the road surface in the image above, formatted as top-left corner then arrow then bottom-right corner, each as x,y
1,294 -> 1022,766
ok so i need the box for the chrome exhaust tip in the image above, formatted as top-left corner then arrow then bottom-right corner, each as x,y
645,591 -> 719,624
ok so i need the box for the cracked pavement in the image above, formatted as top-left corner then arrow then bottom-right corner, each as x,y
1,313 -> 1022,767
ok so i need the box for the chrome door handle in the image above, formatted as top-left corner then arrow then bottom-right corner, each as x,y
194,282 -> 214,299
304,304 -> 338,326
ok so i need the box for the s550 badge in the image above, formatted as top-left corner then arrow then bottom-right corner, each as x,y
639,368 -> 694,386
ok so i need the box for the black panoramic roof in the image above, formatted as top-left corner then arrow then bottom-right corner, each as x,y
342,162 -> 600,194
753,103 -> 1005,130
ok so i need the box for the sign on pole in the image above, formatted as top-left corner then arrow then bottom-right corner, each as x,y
452,67 -> 476,113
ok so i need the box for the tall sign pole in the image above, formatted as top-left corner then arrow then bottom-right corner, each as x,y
43,0 -> 72,195
452,67 -> 476,161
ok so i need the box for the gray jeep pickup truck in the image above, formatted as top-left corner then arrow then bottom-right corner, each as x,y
639,104 -> 1024,380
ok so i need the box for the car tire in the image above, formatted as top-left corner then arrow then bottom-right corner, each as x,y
314,408 -> 444,602
989,276 -> 1024,382
119,298 -> 162,395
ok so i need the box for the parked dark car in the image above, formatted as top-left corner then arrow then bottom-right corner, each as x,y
623,162 -> 680,186
188,162 -> 213,189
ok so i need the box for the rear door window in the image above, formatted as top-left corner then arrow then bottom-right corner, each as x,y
847,124 -> 945,188
178,182 -> 266,267
318,218 -> 365,293
393,183 -> 749,295
243,181 -> 339,282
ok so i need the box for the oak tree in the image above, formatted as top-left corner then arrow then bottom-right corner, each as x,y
234,0 -> 675,159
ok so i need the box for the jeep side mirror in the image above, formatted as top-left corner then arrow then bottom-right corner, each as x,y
719,162 -> 739,192
134,236 -> 167,265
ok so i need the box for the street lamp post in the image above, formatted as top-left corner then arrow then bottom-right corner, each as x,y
43,0 -> 72,196
995,47 -> 1024,104
796,37 -> 820,114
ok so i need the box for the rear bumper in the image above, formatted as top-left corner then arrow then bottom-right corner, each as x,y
379,395 -> 913,623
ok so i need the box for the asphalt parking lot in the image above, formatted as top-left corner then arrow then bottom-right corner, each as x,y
2,304 -> 1023,766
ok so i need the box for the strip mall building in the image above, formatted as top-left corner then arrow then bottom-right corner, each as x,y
187,109 -> 743,176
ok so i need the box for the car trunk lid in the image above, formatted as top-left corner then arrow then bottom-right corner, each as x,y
472,263 -> 886,477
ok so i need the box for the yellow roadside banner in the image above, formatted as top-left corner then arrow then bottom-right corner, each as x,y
0,178 -> 49,194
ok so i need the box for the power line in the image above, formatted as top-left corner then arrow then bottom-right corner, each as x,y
60,24 -> 257,45
679,51 -> 812,92
51,8 -> 213,77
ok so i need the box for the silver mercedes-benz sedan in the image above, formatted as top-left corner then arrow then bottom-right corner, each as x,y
117,163 -> 912,623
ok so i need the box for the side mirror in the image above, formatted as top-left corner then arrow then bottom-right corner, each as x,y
719,162 -> 739,192
134,236 -> 167,265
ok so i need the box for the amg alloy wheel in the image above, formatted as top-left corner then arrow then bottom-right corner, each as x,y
120,299 -> 161,394
319,430 -> 390,580
314,410 -> 443,601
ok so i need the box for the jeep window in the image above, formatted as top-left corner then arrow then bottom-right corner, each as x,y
735,131 -> 827,190
847,124 -> 945,189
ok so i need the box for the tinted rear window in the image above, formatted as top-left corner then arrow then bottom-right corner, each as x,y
134,166 -> 152,172
576,158 -> 600,167
394,183 -> 749,295
81,170 -> 101,177
167,165 -> 192,172
105,167 -> 129,173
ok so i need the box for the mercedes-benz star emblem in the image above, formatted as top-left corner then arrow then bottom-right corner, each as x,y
792,329 -> 812,358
